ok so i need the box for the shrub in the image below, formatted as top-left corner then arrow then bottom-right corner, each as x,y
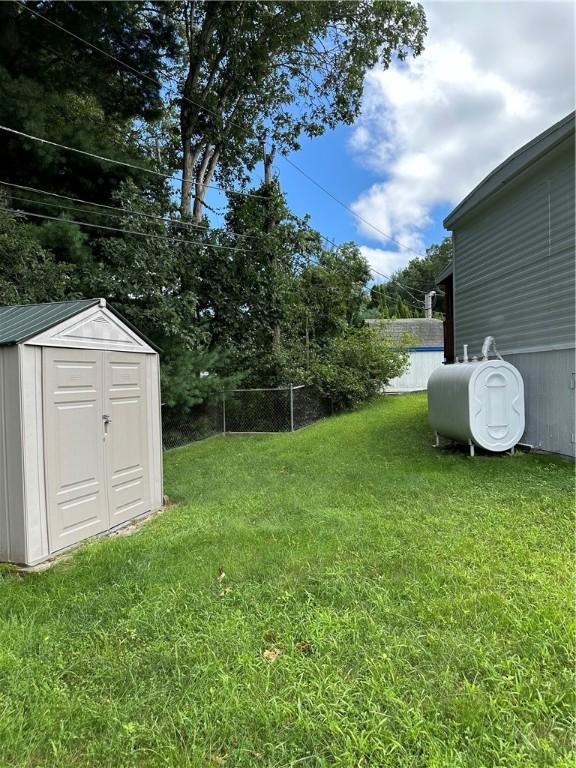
283,326 -> 410,411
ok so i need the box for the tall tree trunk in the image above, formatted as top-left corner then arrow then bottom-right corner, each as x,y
180,140 -> 198,218
191,143 -> 220,224
178,2 -> 221,218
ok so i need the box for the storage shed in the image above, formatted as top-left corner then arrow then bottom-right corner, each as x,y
0,299 -> 163,565
367,318 -> 444,392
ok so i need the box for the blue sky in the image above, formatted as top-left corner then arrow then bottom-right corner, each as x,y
278,1 -> 574,284
276,127 -> 449,269
205,1 -> 574,287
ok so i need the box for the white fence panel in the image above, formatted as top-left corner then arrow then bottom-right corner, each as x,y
386,351 -> 444,392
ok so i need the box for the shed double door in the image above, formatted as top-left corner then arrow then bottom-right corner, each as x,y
43,347 -> 150,553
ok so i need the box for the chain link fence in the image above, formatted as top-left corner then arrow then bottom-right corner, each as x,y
162,384 -> 331,450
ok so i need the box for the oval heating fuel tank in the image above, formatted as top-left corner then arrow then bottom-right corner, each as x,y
428,358 -> 525,453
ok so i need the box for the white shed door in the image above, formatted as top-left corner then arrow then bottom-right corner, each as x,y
44,348 -> 151,553
104,351 -> 150,527
43,348 -> 108,550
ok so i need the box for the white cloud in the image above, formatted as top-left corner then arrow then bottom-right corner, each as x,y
350,1 -> 575,270
359,245 -> 411,278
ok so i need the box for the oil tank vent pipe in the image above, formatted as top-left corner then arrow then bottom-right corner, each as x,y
463,344 -> 469,362
481,336 -> 504,361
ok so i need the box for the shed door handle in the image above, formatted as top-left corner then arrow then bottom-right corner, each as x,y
103,414 -> 112,434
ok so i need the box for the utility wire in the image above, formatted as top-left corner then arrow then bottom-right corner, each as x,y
0,180 -> 257,241
0,207 -> 254,253
20,1 -> 438,301
280,154 -> 428,260
21,1 -> 431,262
0,125 -> 268,201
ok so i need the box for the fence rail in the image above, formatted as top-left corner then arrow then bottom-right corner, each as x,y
162,384 -> 330,450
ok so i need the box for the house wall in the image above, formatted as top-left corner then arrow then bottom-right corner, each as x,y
504,349 -> 575,457
452,137 -> 575,456
453,137 -> 574,355
386,350 -> 444,392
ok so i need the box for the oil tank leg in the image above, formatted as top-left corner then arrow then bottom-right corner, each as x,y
434,431 -> 440,448
468,440 -> 475,458
510,446 -> 516,456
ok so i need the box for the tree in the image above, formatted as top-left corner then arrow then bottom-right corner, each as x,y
196,178 -> 320,384
160,1 -> 426,220
0,2 -> 177,230
297,244 -> 371,340
307,325 -> 410,410
0,210 -> 67,304
393,296 -> 412,319
370,237 -> 453,317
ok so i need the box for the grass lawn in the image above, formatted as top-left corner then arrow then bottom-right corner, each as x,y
0,394 -> 573,767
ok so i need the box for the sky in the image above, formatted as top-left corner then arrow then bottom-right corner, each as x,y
273,0 -> 575,284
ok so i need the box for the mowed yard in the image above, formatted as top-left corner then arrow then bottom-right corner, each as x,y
0,394 -> 573,768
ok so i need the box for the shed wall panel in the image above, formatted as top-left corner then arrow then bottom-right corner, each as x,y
146,355 -> 163,510
19,345 -> 49,564
0,347 -> 26,562
453,139 -> 575,357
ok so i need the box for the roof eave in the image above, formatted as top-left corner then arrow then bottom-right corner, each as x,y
435,262 -> 453,285
443,111 -> 575,230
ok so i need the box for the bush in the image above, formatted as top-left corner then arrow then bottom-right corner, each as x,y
282,326 -> 410,411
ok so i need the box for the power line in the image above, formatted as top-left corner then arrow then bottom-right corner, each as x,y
0,180 -> 256,241
19,2 -> 435,298
280,154 -> 429,260
0,124 -> 268,202
19,1 -> 430,264
0,207 -> 254,253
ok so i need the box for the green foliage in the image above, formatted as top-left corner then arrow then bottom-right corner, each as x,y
27,219 -> 90,264
369,237 -> 453,317
0,2 -> 174,206
168,0 -> 427,216
0,210 -> 67,304
297,244 -> 371,338
0,395 -> 572,767
304,326 -> 410,410
393,295 -> 412,319
160,346 -> 240,410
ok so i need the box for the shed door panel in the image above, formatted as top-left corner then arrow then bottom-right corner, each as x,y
43,348 -> 108,551
104,352 -> 150,526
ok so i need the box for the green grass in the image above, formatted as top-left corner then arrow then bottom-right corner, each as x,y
0,394 -> 573,768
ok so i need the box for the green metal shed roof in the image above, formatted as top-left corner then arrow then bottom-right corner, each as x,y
0,298 -> 161,352
0,299 -> 101,346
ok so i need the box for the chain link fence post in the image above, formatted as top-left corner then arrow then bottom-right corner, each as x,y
162,384 -> 331,449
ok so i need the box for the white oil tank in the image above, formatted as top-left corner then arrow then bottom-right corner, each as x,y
428,343 -> 524,454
